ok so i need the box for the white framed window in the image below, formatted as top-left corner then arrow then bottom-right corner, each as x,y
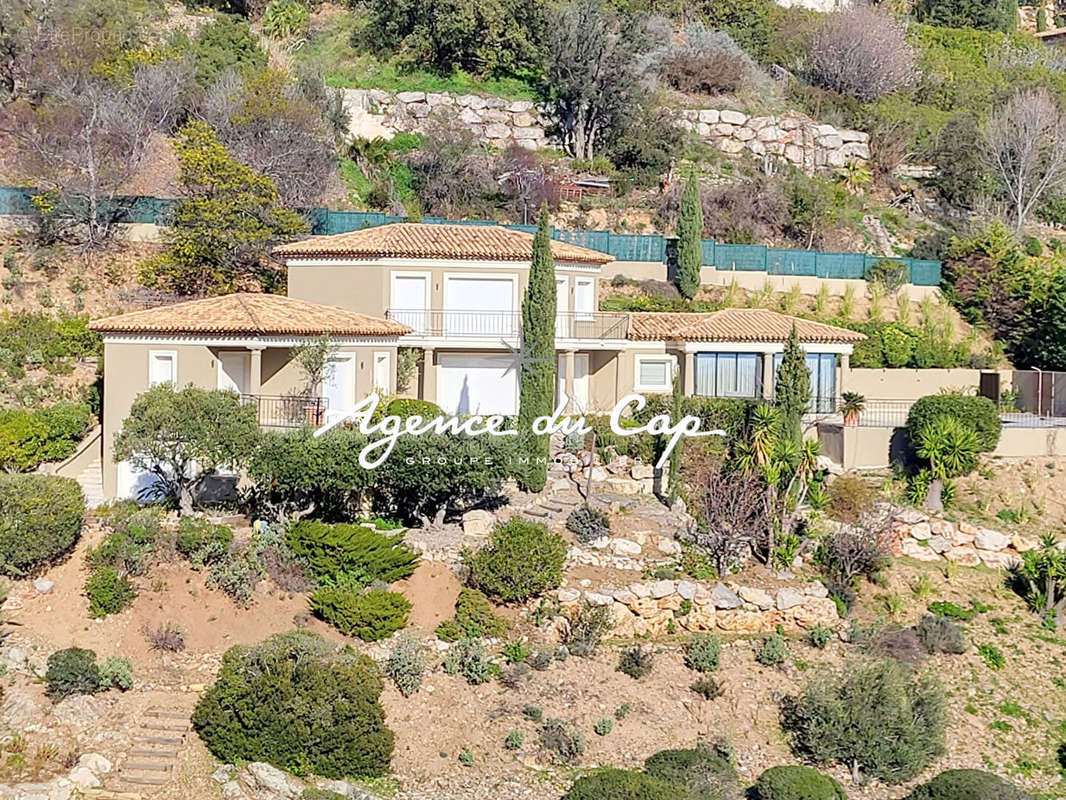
148,350 -> 177,387
634,355 -> 676,393
373,351 -> 391,393
574,277 -> 595,320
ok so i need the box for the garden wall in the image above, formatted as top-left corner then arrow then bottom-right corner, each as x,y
842,368 -> 985,400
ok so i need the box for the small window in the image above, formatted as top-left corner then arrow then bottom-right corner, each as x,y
635,356 -> 674,391
149,351 -> 176,387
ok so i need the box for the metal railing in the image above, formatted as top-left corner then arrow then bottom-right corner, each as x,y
386,309 -> 630,340
241,394 -> 328,429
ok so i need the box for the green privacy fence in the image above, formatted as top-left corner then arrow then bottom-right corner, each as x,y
0,186 -> 941,285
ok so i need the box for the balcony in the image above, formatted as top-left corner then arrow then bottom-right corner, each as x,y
241,394 -> 329,429
386,309 -> 630,340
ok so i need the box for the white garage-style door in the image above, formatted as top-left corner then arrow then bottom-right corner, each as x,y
437,353 -> 518,415
444,276 -> 516,336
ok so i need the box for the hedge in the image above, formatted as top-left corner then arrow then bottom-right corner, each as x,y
0,402 -> 92,471
309,587 -> 411,641
286,520 -> 418,585
905,394 -> 1001,452
0,474 -> 84,576
192,630 -> 394,778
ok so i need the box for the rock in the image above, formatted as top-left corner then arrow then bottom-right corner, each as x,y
583,591 -> 614,606
720,109 -> 747,125
245,762 -> 303,799
978,551 -> 1018,570
677,580 -> 698,601
1,686 -> 43,729
557,588 -> 580,604
775,587 -> 805,611
657,594 -> 683,612
719,138 -> 746,155
65,768 -> 99,791
461,509 -> 495,537
506,100 -> 534,113
655,536 -> 682,556
733,126 -> 755,141
896,509 -> 928,525
710,583 -> 742,609
631,464 -> 654,480
604,477 -> 642,495
951,526 -> 976,546
586,536 -> 610,550
793,597 -> 840,629
944,546 -> 981,566
609,538 -> 642,556
804,581 -> 829,598
926,535 -> 952,554
32,578 -> 53,595
650,580 -> 675,599
611,588 -> 637,605
716,610 -> 766,633
698,109 -> 720,123
1012,534 -> 1040,552
975,528 -> 1011,552
484,123 -> 511,139
628,582 -> 652,599
737,586 -> 774,611
395,90 -> 426,103
221,780 -> 247,800
901,538 -> 941,562
76,754 -> 111,775
212,766 -> 234,784
909,522 -> 933,541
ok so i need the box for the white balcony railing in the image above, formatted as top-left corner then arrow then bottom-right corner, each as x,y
387,309 -> 629,340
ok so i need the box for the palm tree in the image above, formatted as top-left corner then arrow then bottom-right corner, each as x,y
916,414 -> 979,511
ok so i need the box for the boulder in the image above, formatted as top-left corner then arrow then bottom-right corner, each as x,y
676,580 -> 698,601
556,588 -> 581,604
710,583 -> 742,609
975,528 -> 1011,552
461,509 -> 495,537
909,522 -> 933,541
655,536 -> 682,556
698,109 -> 720,123
901,538 -> 941,562
628,582 -> 652,599
609,539 -> 642,556
737,586 -> 774,611
926,535 -> 952,554
245,762 -> 303,799
650,579 -> 675,599
804,581 -> 829,598
76,754 -> 111,775
395,91 -> 426,103
720,109 -> 747,125
944,546 -> 981,566
716,610 -> 766,633
1012,534 -> 1040,553
978,551 -> 1018,570
793,597 -> 840,629
65,768 -> 99,791
32,578 -> 53,595
631,464 -> 654,480
775,587 -> 805,611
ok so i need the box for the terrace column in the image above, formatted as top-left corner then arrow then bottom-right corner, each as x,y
683,351 -> 694,396
838,353 -> 849,397
564,350 -> 576,412
762,352 -> 774,400
248,344 -> 264,396
421,347 -> 437,404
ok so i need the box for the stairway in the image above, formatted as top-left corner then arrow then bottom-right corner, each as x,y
76,455 -> 105,509
520,489 -> 582,523
106,708 -> 191,793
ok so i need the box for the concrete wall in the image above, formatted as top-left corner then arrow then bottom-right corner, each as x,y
818,423 -> 899,470
992,427 -> 1066,458
842,368 -> 984,400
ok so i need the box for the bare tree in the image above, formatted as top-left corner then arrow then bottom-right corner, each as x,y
809,4 -> 917,102
693,468 -> 769,576
0,59 -> 190,248
543,1 -> 649,160
407,114 -> 496,217
982,88 -> 1066,232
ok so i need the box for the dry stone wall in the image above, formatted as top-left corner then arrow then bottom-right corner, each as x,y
341,88 -> 870,169
892,509 -> 1033,570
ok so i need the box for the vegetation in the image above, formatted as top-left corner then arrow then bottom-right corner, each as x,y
45,647 -> 131,699
684,633 -> 722,673
286,520 -> 418,586
0,403 -> 92,472
192,630 -> 394,778
435,587 -> 512,641
465,519 -> 567,602
903,769 -> 1034,800
309,585 -> 411,641
0,474 -> 83,577
85,567 -> 136,618
676,176 -> 703,300
754,766 -> 848,800
565,504 -> 610,544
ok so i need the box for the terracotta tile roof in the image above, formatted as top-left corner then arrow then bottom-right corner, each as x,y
273,223 -> 614,265
89,293 -> 410,337
627,309 -> 866,344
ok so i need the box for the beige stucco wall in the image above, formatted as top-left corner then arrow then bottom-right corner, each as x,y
991,427 -> 1066,458
818,423 -> 896,470
841,368 -> 984,400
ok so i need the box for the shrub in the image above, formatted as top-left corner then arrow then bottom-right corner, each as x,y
0,474 -> 83,576
436,588 -> 511,641
443,638 -> 498,685
539,718 -> 587,764
310,586 -> 411,642
262,0 -> 308,39
808,625 -> 833,649
505,730 -> 524,750
465,519 -> 567,602
644,743 -> 738,800
566,602 -> 613,657
593,718 -> 614,736
826,476 -> 875,524
523,705 -> 543,722
176,517 -> 234,568
87,525 -> 158,577
653,26 -> 762,95
691,676 -> 723,700
286,520 -> 418,587
782,658 -> 946,783
915,614 -> 968,654
867,626 -> 928,668
978,643 -> 1005,670
913,0 -> 1017,32
206,545 -> 265,605
45,647 -> 103,699
562,769 -> 689,800
500,662 -> 531,689
193,630 -> 393,778
906,395 -> 1001,453
684,633 -> 721,673
566,505 -> 610,544
0,403 -> 92,472
85,567 -> 136,618
754,765 -> 847,800
529,649 -> 553,670
756,634 -> 788,666
383,397 -> 443,419
384,634 -> 425,697
903,769 -> 1034,800
144,621 -> 186,652
617,645 -> 655,679
100,656 -> 134,691
809,5 -> 916,101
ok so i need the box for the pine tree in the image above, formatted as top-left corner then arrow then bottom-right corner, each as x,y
517,204 -> 557,491
774,325 -> 811,449
676,176 -> 703,300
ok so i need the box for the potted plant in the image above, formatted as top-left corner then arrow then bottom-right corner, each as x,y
840,392 -> 865,427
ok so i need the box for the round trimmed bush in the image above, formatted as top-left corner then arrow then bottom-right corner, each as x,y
192,630 -> 394,779
644,745 -> 739,799
562,768 -> 692,800
309,587 -> 411,642
465,519 -> 567,602
45,647 -> 104,699
755,766 -> 847,800
904,769 -> 1033,800
905,395 -> 1001,453
0,474 -> 84,576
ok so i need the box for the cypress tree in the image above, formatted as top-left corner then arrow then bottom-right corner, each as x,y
667,363 -> 682,503
517,203 -> 557,491
774,324 -> 811,449
676,176 -> 703,300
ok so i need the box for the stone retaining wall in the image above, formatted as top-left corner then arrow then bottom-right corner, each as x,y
543,578 -> 840,638
892,509 -> 1033,569
341,88 -> 870,169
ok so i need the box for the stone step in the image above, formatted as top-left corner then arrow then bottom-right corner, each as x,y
141,721 -> 190,732
123,762 -> 172,773
130,748 -> 178,759
523,506 -> 549,518
135,735 -> 184,746
115,776 -> 167,787
144,709 -> 188,720
84,790 -> 144,800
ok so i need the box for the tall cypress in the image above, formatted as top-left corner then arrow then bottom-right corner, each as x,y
517,203 -> 557,491
676,175 -> 703,300
775,324 -> 811,449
